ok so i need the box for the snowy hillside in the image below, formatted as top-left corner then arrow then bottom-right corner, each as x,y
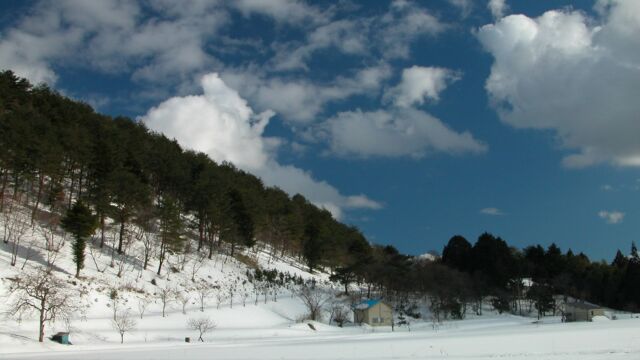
0,204 -> 335,351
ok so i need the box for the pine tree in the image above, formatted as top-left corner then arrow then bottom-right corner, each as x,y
61,201 -> 98,278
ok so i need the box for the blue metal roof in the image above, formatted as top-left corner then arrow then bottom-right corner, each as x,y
355,299 -> 381,309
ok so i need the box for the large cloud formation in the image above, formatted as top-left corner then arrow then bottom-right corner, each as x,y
324,108 -> 486,158
478,0 -> 640,168
320,65 -> 486,158
142,73 -> 381,219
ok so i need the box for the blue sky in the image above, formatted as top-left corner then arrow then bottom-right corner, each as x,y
1,0 -> 639,261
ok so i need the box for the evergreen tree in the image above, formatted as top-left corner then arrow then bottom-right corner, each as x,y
224,189 -> 254,256
61,201 -> 98,278
442,235 -> 472,272
156,196 -> 183,276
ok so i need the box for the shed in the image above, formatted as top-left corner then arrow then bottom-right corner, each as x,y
51,332 -> 70,345
564,302 -> 608,322
353,299 -> 393,326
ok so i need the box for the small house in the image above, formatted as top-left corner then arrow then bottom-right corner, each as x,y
353,299 -> 393,326
564,302 -> 608,322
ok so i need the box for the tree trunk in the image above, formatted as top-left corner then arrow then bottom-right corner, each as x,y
0,169 -> 8,212
38,300 -> 46,342
31,174 -> 44,224
67,170 -> 75,209
208,230 -> 215,260
117,218 -> 125,254
143,249 -> 149,270
99,213 -> 106,248
197,216 -> 204,251
157,241 -> 165,276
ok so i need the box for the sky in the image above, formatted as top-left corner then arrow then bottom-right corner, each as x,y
1,0 -> 639,261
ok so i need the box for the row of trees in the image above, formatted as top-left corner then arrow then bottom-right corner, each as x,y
441,233 -> 640,313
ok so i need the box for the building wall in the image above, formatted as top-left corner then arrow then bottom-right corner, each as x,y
354,302 -> 393,326
565,306 -> 607,322
367,303 -> 393,326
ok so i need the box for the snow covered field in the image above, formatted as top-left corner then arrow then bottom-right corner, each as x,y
3,313 -> 640,359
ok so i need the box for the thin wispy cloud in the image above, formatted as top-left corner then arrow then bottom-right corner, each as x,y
598,210 -> 625,224
480,207 -> 506,216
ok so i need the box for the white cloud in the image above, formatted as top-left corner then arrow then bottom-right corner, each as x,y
478,1 -> 640,168
380,0 -> 446,59
601,184 -> 614,191
0,0 -> 226,86
269,0 -> 445,72
270,19 -> 368,71
384,66 -> 460,107
222,64 -> 392,123
141,73 -> 381,219
598,210 -> 625,224
231,0 -> 326,26
480,207 -> 505,216
488,0 -> 508,19
323,108 -> 486,158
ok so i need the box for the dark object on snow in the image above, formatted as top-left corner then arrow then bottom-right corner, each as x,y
307,323 -> 316,331
185,337 -> 191,343
51,332 -> 70,345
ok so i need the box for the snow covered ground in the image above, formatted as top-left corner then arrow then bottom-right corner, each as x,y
2,207 -> 640,359
3,313 -> 640,359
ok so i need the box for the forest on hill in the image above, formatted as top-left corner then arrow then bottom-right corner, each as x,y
2,70 -> 639,321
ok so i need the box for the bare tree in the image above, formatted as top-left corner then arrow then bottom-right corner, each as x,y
196,283 -> 213,312
296,284 -> 330,321
187,317 -> 216,342
88,240 -> 109,273
2,206 -> 30,266
112,309 -> 137,344
20,232 -> 37,270
190,251 -> 207,282
38,220 -> 65,270
133,212 -> 156,271
177,291 -> 191,314
115,224 -> 134,277
329,302 -> 349,327
6,269 -> 79,342
240,282 -> 250,307
214,283 -> 227,309
158,286 -> 175,317
137,297 -> 149,319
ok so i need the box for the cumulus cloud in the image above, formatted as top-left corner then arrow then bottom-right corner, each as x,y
488,0 -> 508,19
316,64 -> 484,159
480,207 -> 505,216
384,66 -> 460,107
323,108 -> 486,158
142,73 -> 381,219
478,1 -> 640,168
598,210 -> 625,224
